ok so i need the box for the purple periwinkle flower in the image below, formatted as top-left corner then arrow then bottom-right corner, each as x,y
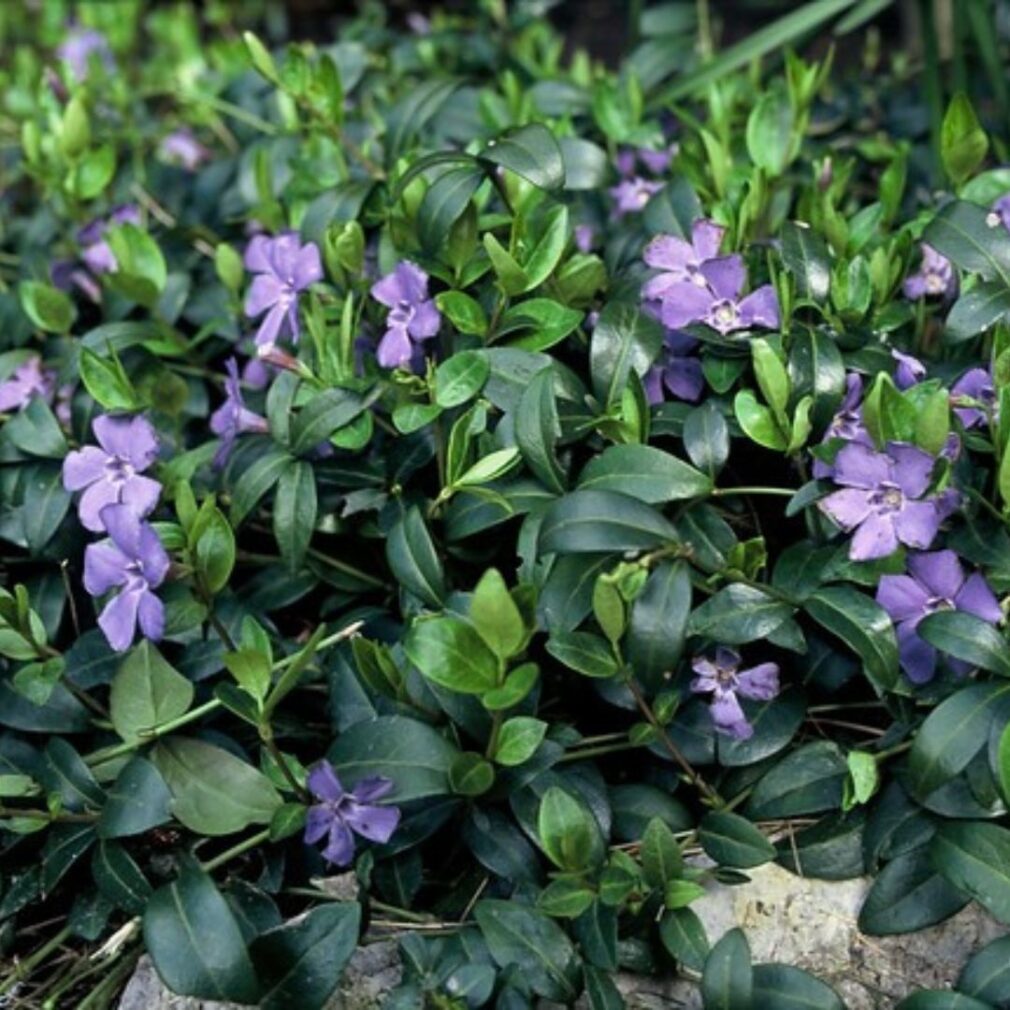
891,349 -> 926,390
616,146 -> 675,177
652,255 -> 780,335
62,414 -> 161,533
304,760 -> 401,866
952,366 -> 996,429
992,194 -> 1010,233
84,504 -> 169,652
78,205 -> 142,276
819,441 -> 955,560
574,224 -> 595,253
244,233 -> 323,350
370,261 -> 441,369
160,129 -> 211,171
902,244 -> 954,300
877,550 -> 1002,683
610,177 -> 663,217
691,647 -> 780,740
57,26 -> 114,82
644,331 -> 704,404
0,357 -> 56,413
811,373 -> 872,479
51,259 -> 102,303
210,359 -> 269,468
642,220 -> 726,298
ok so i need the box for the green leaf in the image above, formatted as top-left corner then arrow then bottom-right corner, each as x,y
494,717 -> 547,766
97,757 -> 172,839
859,848 -> 970,935
946,281 -> 1010,341
998,720 -> 1010,807
453,447 -> 521,487
290,389 -> 370,455
578,445 -> 712,503
470,568 -> 525,660
328,715 -> 458,801
702,928 -> 753,1010
539,490 -> 679,554
626,561 -> 691,691
21,464 -> 72,553
479,124 -> 565,190
252,903 -> 361,1010
781,223 -> 832,301
143,864 -> 260,1003
435,350 -> 489,408
641,817 -> 683,888
192,503 -> 235,593
589,301 -> 664,407
109,642 -> 194,743
787,328 -> 845,430
243,30 -> 280,82
499,298 -> 584,352
475,900 -> 580,1001
385,507 -> 446,608
78,348 -> 140,411
924,199 -> 1010,286
522,205 -> 569,290
908,682 -> 1010,799
734,389 -> 787,450
538,785 -> 604,872
152,737 -> 282,836
583,965 -> 623,1010
448,752 -> 495,796
106,225 -> 167,305
803,586 -> 899,693
895,993 -> 994,1010
752,964 -> 845,1010
515,366 -> 566,493
229,448 -> 291,526
19,281 -> 75,334
546,630 -> 620,678
930,821 -> 1010,922
746,741 -> 848,818
484,233 -> 529,295
917,611 -> 1010,677
699,811 -> 776,869
405,616 -> 500,694
418,166 -> 484,254
942,92 -> 989,188
92,841 -> 151,913
746,89 -> 794,177
688,584 -> 793,645
5,398 -> 67,459
957,934 -> 1010,1004
273,460 -> 317,571
435,291 -> 488,336
659,908 -> 710,972
683,401 -> 729,477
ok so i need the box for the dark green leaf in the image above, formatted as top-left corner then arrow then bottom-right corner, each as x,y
746,742 -> 848,818
578,445 -> 712,503
404,616 -> 500,694
386,507 -> 446,608
946,281 -> 1010,342
515,367 -> 566,493
229,447 -> 291,526
751,964 -> 845,1010
659,908 -> 710,972
539,490 -> 679,554
699,811 -> 776,869
97,757 -> 172,838
290,389 -> 370,455
92,840 -> 151,913
479,124 -> 564,190
918,611 -> 1010,677
702,928 -> 753,1010
273,460 -> 317,571
589,301 -> 664,407
683,401 -> 729,478
418,166 -> 484,253
435,350 -> 489,408
781,223 -> 832,301
924,199 -> 1010,285
930,821 -> 1010,922
957,934 -> 1010,1004
109,642 -> 194,743
688,584 -> 793,645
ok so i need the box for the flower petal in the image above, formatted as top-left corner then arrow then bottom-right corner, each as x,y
736,663 -> 779,701
307,761 -> 345,802
83,542 -> 129,596
737,286 -> 781,330
643,234 -> 694,273
245,273 -> 284,319
954,572 -> 1003,624
709,690 -> 751,738
344,802 -> 400,844
893,500 -> 941,550
304,805 -> 332,845
850,512 -> 899,560
322,818 -> 356,866
376,327 -> 413,369
120,475 -> 162,521
832,441 -> 889,490
876,574 -> 929,622
897,620 -> 937,684
78,479 -> 121,533
907,550 -> 964,600
887,442 -> 935,498
699,255 -> 746,300
98,587 -> 141,652
407,300 -> 441,340
658,282 -> 714,329
819,488 -> 872,530
691,220 -> 725,261
136,589 -> 165,642
351,776 -> 395,803
62,446 -> 108,491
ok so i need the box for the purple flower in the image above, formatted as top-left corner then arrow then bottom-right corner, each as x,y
84,504 -> 169,652
819,441 -> 955,560
644,331 -> 704,404
610,177 -> 662,217
811,373 -> 872,479
62,414 -> 161,533
57,27 -> 114,82
0,357 -> 56,413
574,224 -> 595,253
370,261 -> 441,369
992,194 -> 1010,232
304,760 -> 400,866
210,359 -> 269,468
902,244 -> 955,299
616,146 -> 675,177
891,349 -> 926,390
642,220 -> 726,298
160,129 -> 211,171
877,550 -> 1002,683
952,367 -> 995,429
652,256 -> 779,335
78,205 -> 142,276
244,233 -> 323,350
691,647 -> 780,740
51,259 -> 102,303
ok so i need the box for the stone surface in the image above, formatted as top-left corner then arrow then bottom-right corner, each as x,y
118,865 -> 1006,1010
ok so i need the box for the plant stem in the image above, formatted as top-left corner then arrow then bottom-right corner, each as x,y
201,828 -> 271,872
0,925 -> 73,996
711,486 -> 797,498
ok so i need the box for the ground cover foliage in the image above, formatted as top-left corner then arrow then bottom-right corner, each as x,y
5,0 -> 1010,1007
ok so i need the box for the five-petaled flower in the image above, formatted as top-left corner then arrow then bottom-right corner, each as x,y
304,760 -> 401,866
57,26 -> 114,82
819,441 -> 957,561
877,550 -> 1002,683
84,504 -> 169,652
244,233 -> 323,350
642,220 -> 726,297
209,358 -> 269,468
370,261 -> 441,369
0,357 -> 56,414
902,243 -> 955,300
691,647 -> 780,740
62,414 -> 161,533
811,373 -> 872,479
